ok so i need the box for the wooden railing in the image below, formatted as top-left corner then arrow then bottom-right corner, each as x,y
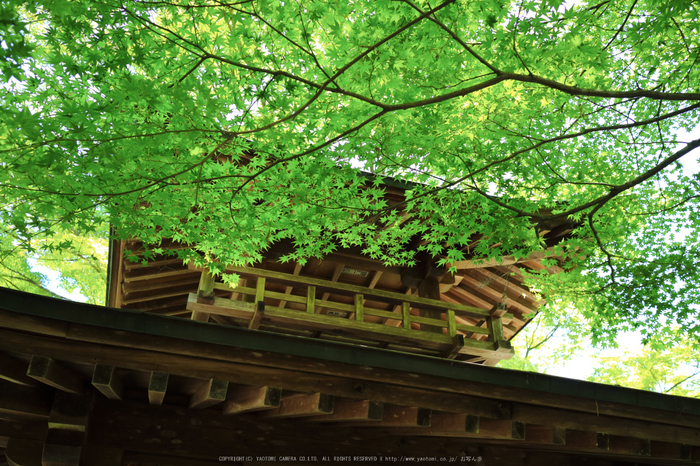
185,265 -> 514,361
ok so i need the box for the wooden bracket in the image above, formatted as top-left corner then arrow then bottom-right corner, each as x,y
148,371 -> 169,406
27,356 -> 85,394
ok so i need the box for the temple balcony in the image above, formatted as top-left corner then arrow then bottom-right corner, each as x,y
109,238 -> 568,365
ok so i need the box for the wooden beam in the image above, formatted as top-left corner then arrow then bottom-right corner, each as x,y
391,419 -> 525,439
430,413 -> 480,433
512,403 -> 700,445
0,352 -> 40,387
447,249 -> 557,270
42,443 -> 82,466
260,393 -> 334,419
47,391 -> 93,433
189,378 -> 228,409
449,284 -> 495,310
307,400 -> 384,422
352,406 -> 431,427
222,386 -> 282,415
148,371 -> 169,406
416,277 -> 443,334
525,425 -> 567,445
0,379 -> 51,420
26,356 -> 84,394
6,438 -> 43,466
91,365 -> 123,400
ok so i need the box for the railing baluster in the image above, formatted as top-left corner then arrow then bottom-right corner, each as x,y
255,277 -> 266,303
447,310 -> 457,338
306,286 -> 316,314
402,302 -> 411,330
355,294 -> 364,322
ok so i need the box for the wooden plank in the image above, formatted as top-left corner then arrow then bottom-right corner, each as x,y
189,379 -> 229,409
352,406 -> 431,427
411,315 -> 447,328
186,294 -> 256,320
123,268 -> 194,283
449,284 -> 495,310
256,288 -> 306,305
26,356 -> 84,394
6,438 -> 43,466
307,400 -> 383,422
363,307 -> 404,320
121,287 -> 198,305
123,257 -> 183,271
609,435 -> 652,456
650,441 -> 692,461
91,364 -> 123,400
261,306 -> 455,350
260,393 -> 334,419
455,323 -> 491,335
215,283 -> 256,295
148,371 -> 169,406
0,309 -> 68,338
315,298 -> 354,313
0,352 -> 40,387
222,386 -> 282,415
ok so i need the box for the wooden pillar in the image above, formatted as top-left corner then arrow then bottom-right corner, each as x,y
192,268 -> 215,322
416,277 -> 443,334
43,391 -> 94,466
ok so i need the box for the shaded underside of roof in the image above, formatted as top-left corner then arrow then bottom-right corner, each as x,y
1,288 -> 699,465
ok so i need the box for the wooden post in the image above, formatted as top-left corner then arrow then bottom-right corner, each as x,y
189,378 -> 229,409
416,277 -> 443,334
91,365 -> 123,400
354,294 -> 364,322
446,310 -> 457,338
488,303 -> 510,352
27,356 -> 85,394
192,268 -> 215,322
249,278 -> 266,329
306,286 -> 316,314
402,302 -> 411,330
148,371 -> 169,406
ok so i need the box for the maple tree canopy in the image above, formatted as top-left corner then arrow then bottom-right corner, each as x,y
1,0 -> 699,346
